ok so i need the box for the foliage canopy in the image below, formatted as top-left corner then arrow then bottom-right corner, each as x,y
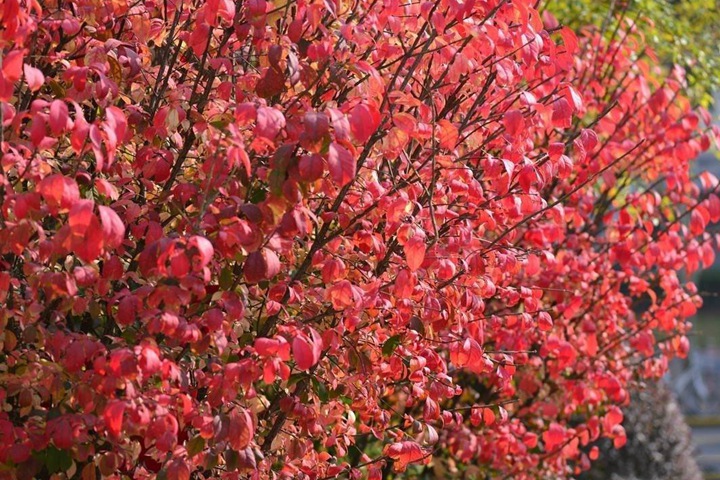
0,0 -> 718,479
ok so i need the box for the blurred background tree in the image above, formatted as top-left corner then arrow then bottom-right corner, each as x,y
579,382 -> 703,480
544,0 -> 720,108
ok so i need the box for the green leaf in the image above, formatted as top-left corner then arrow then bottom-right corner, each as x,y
225,450 -> 240,471
382,335 -> 402,357
312,377 -> 328,402
187,436 -> 206,457
287,373 -> 305,387
268,168 -> 286,196
44,447 -> 73,473
219,266 -> 234,290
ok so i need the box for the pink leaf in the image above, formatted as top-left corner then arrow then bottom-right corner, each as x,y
560,26 -> 578,54
254,106 -> 285,140
254,337 -> 290,359
327,142 -> 355,187
328,107 -> 350,141
98,205 -> 125,249
603,406 -> 623,431
49,100 -> 70,135
23,64 -> 44,91
166,460 -> 191,480
518,164 -> 538,193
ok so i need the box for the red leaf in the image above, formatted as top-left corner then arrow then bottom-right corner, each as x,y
537,311 -> 553,332
299,154 -> 324,182
68,199 -> 95,236
579,128 -> 598,152
612,425 -> 627,448
551,97 -> 572,128
188,235 -> 214,269
98,205 -> 125,249
68,200 -> 103,262
483,408 -> 496,426
326,280 -> 357,310
256,66 -> 286,99
8,444 -> 31,465
327,142 -> 356,187
166,460 -> 191,480
436,119 -> 458,150
94,178 -> 119,200
229,145 -> 251,176
393,269 -> 416,299
393,112 -> 416,134
228,408 -> 254,450
602,406 -> 623,431
503,110 -> 524,137
542,422 -> 566,453
321,258 -> 346,284
349,103 -> 380,142
292,327 -> 323,370
104,106 -> 127,156
38,174 -> 80,214
116,296 -> 138,326
383,441 -> 428,472
518,164 -> 538,193
243,248 -> 280,283
562,84 -> 583,111
104,401 -> 126,438
70,102 -> 90,154
2,50 -> 24,83
690,209 -> 706,236
523,432 -> 538,449
404,235 -> 426,272
560,26 -> 578,54
138,342 -> 162,375
254,336 -> 290,359
450,338 -> 486,374
303,111 -> 329,142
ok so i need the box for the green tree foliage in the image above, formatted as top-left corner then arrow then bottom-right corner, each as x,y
545,0 -> 720,107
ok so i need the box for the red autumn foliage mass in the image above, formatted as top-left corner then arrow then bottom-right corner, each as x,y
1,0 -> 719,478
